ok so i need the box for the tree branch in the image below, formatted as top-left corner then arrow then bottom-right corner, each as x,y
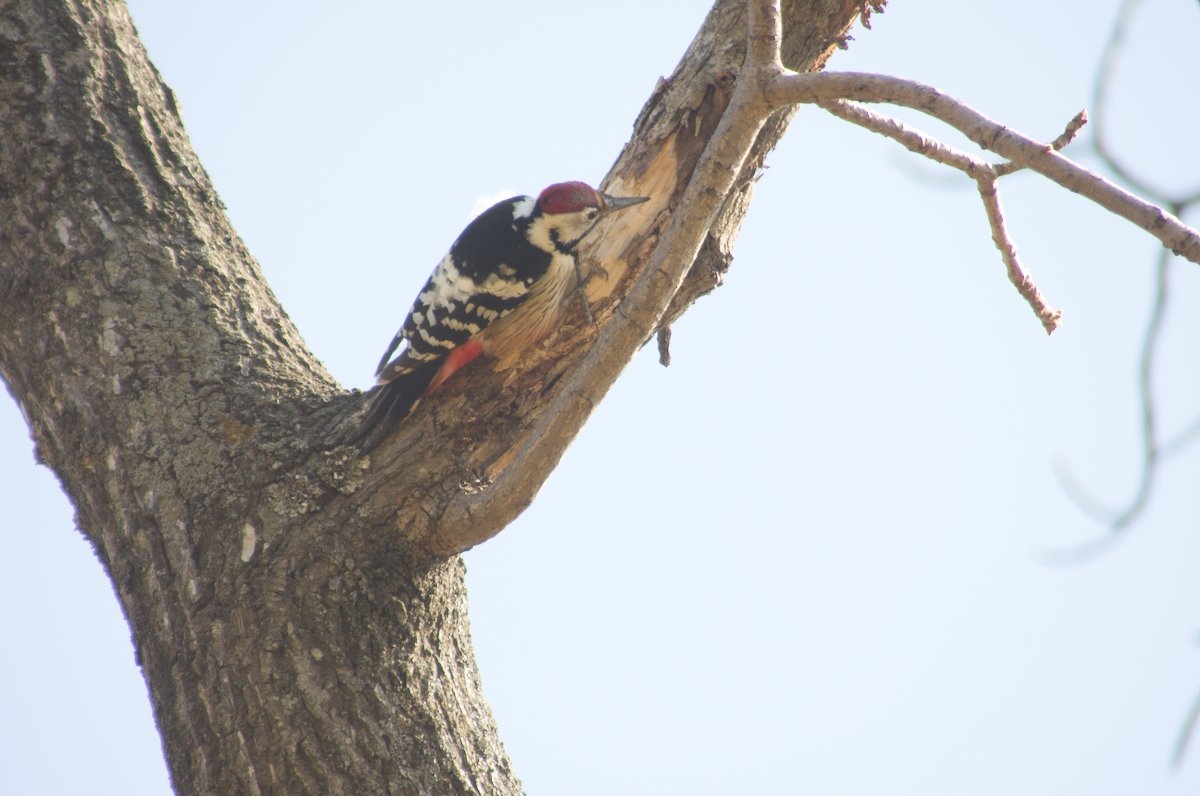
764,72 -> 1200,265
993,109 -> 1088,178
817,98 -> 1062,332
975,175 -> 1062,334
1092,0 -> 1200,207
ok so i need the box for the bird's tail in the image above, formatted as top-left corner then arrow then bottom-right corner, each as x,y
344,363 -> 440,452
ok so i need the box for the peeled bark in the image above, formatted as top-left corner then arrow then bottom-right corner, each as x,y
0,0 -> 863,793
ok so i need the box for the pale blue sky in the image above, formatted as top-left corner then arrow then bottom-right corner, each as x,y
3,2 -> 1199,794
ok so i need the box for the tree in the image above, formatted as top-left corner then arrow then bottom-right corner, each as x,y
3,1 -> 1198,794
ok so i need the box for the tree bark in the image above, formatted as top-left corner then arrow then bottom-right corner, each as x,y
0,0 -> 863,793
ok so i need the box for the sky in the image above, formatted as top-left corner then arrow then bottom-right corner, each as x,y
2,1 -> 1199,794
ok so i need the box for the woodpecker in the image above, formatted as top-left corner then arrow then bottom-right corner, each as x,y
356,181 -> 647,446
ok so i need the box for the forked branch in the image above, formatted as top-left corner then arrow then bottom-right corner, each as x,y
764,71 -> 1200,268
750,0 -> 1200,343
817,98 -> 1069,333
747,0 -> 1200,338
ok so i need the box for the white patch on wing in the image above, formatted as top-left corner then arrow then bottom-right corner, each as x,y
510,196 -> 536,219
470,190 -> 519,220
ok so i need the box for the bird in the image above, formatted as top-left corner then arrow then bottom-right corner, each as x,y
354,181 -> 648,448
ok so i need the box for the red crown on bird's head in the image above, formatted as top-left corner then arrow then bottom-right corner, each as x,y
535,181 -> 602,215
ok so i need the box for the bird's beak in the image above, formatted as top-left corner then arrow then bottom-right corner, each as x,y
599,193 -> 649,215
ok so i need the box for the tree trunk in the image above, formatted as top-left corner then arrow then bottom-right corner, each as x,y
0,0 -> 863,792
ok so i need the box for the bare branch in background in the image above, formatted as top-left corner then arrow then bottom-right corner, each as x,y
1174,682 -> 1200,770
1093,0 -> 1200,208
1054,0 -> 1200,553
1051,238 -> 1173,558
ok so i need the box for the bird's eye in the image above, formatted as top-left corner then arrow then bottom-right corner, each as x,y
584,208 -> 599,221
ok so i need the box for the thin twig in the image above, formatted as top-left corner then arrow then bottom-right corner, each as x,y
818,99 -> 983,173
1093,0 -> 1200,207
1123,243 -> 1169,527
765,71 -> 1200,265
1161,412 -> 1200,459
1044,233 -> 1171,563
975,176 -> 1062,334
994,109 -> 1088,177
1174,686 -> 1200,769
818,99 -> 1061,333
1054,0 -> 1200,545
1049,110 -> 1090,155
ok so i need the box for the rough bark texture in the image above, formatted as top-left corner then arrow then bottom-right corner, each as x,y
0,0 -> 863,793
